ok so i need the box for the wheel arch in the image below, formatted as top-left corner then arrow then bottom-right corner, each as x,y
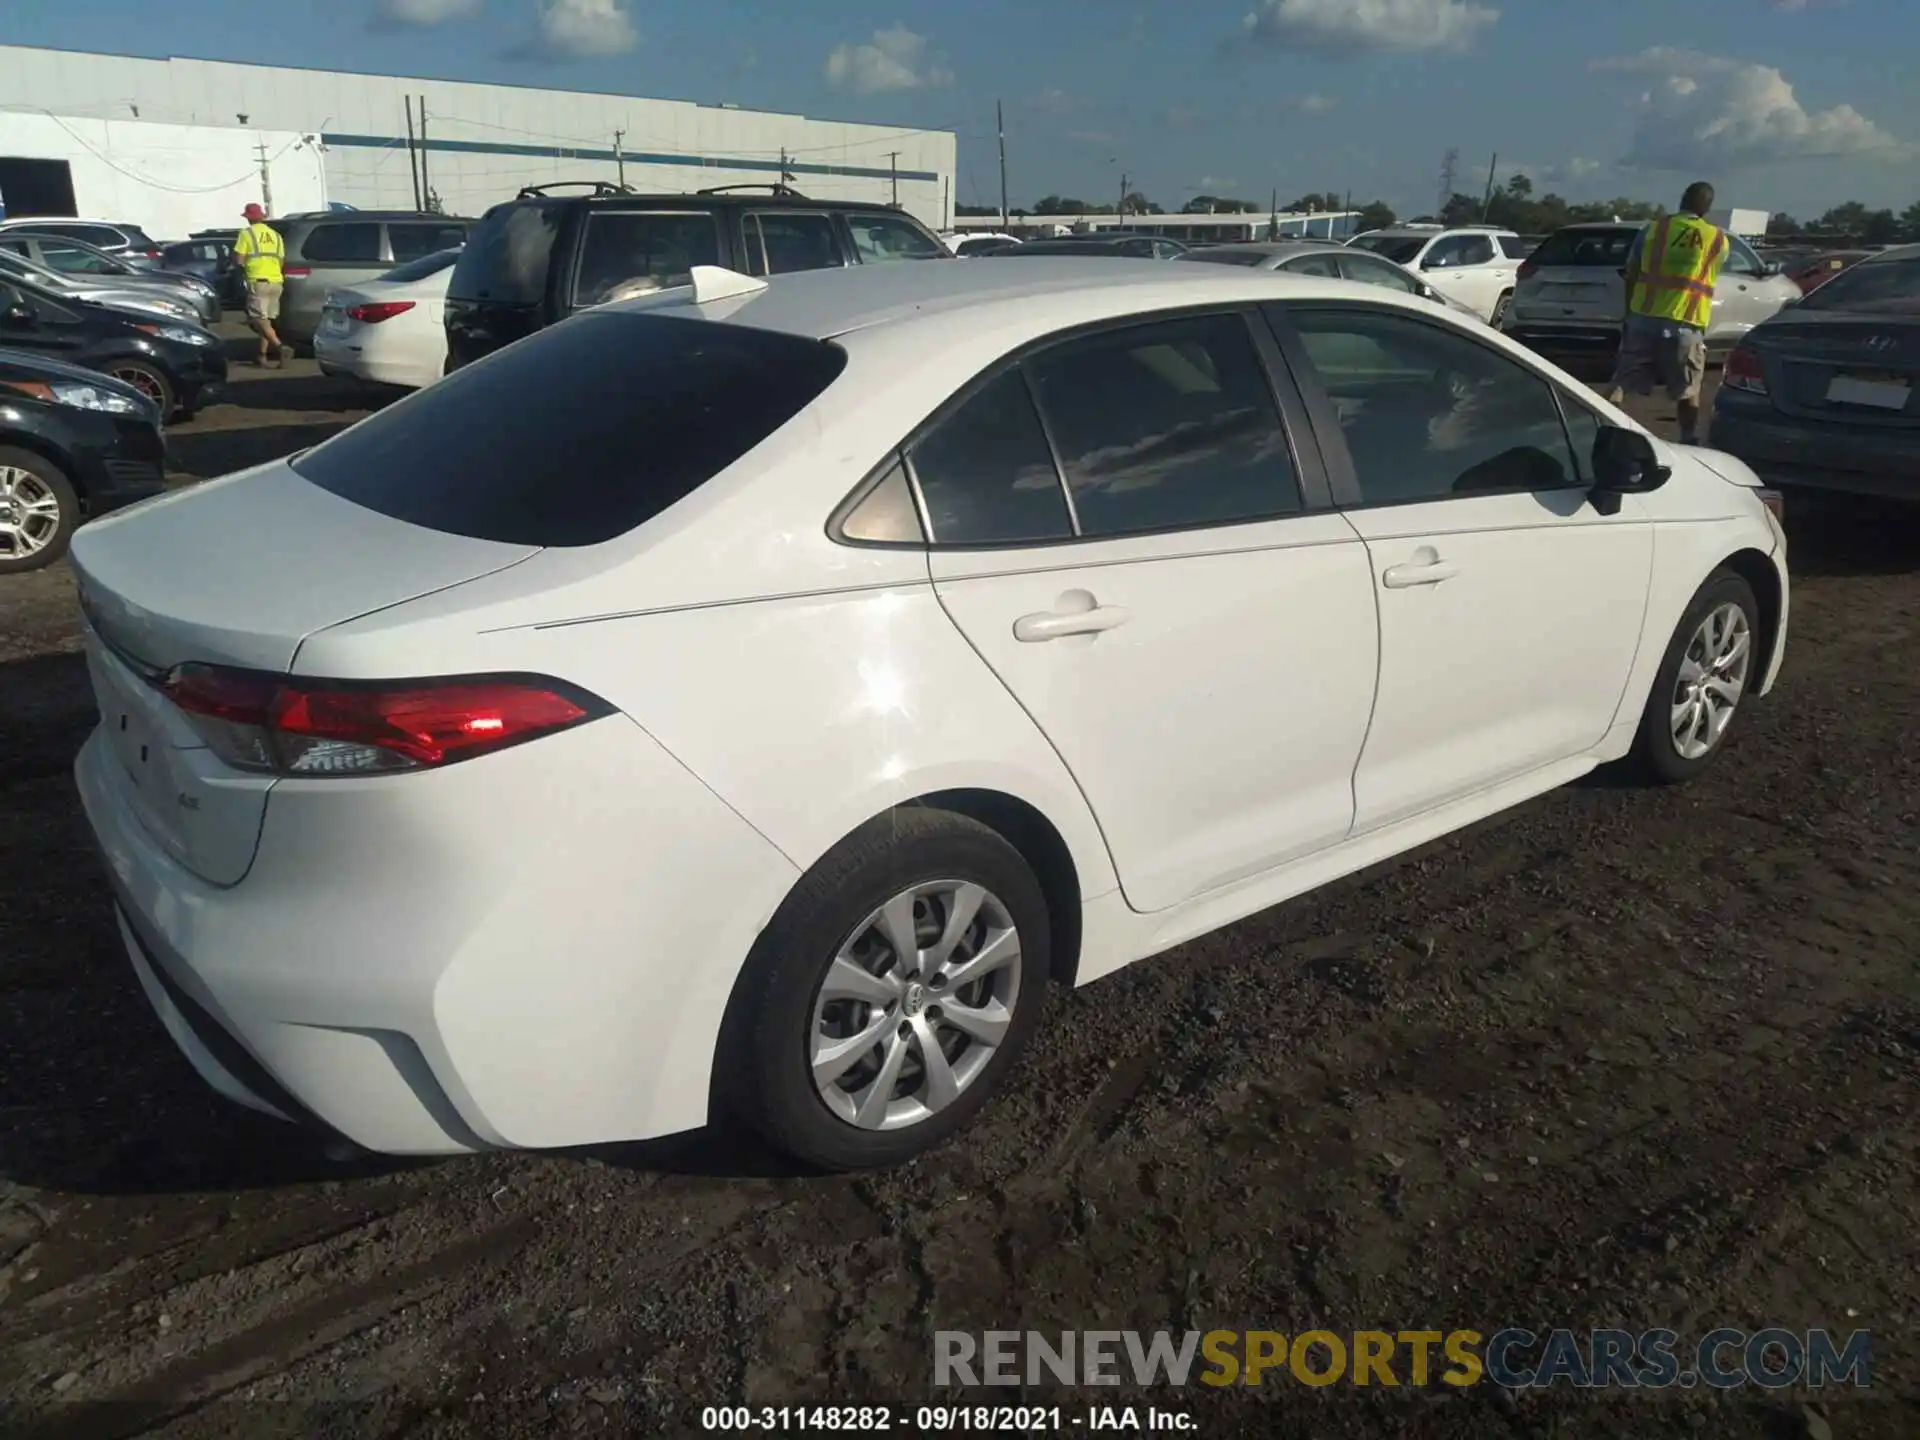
0,434 -> 87,510
1719,546 -> 1782,693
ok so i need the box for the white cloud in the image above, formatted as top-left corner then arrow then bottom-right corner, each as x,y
370,0 -> 480,26
1240,0 -> 1498,54
1196,176 -> 1237,190
511,0 -> 638,59
824,25 -> 952,94
1592,48 -> 1907,169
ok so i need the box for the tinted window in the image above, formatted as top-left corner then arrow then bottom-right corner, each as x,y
291,312 -> 846,547
955,236 -> 1017,256
1558,392 -> 1603,484
838,458 -> 926,544
1338,253 -> 1418,294
1282,253 -> 1342,278
37,223 -> 117,247
119,225 -> 157,247
1799,255 -> 1920,312
1181,250 -> 1265,267
746,213 -> 841,276
846,213 -> 946,262
300,222 -> 383,263
37,242 -> 120,276
450,202 -> 563,305
573,212 -> 721,305
1499,235 -> 1536,259
1426,234 -> 1494,268
1284,307 -> 1579,504
1529,228 -> 1638,268
381,248 -> 462,283
1026,314 -> 1300,536
909,370 -> 1071,545
1349,235 -> 1428,264
389,222 -> 469,263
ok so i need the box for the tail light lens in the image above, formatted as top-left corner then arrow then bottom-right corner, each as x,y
161,665 -> 609,776
346,300 -> 417,324
1724,345 -> 1768,395
1757,488 -> 1785,521
1517,259 -> 1538,283
283,266 -> 312,279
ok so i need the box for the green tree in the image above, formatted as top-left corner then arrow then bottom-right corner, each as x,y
1767,212 -> 1803,236
1355,199 -> 1397,231
1506,172 -> 1535,201
1900,200 -> 1920,239
1862,208 -> 1899,244
1816,201 -> 1869,234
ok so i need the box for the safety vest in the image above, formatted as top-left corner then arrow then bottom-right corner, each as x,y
1628,213 -> 1726,329
234,221 -> 286,284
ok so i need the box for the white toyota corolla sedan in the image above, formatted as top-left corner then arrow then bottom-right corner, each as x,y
72,259 -> 1789,1170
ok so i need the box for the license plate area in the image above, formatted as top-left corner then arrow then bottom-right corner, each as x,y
1825,372 -> 1910,410
84,641 -> 202,864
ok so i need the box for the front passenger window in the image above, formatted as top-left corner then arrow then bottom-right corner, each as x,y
1282,307 -> 1582,504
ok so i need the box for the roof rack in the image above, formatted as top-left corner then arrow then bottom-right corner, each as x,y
695,183 -> 811,199
515,181 -> 637,199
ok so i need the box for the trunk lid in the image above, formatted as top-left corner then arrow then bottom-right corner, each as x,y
1750,313 -> 1920,426
71,462 -> 538,884
1514,264 -> 1623,321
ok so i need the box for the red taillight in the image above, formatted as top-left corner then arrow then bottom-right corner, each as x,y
142,248 -> 163,260
1517,259 -> 1538,283
283,266 -> 312,279
1724,345 -> 1768,395
345,300 -> 416,324
161,665 -> 604,775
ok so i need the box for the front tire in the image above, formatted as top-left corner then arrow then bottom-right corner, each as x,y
723,808 -> 1052,1170
1629,568 -> 1760,784
0,446 -> 79,574
108,361 -> 175,420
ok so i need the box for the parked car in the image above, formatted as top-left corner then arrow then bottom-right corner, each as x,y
445,183 -> 949,369
943,231 -> 1023,257
1501,222 -> 1802,361
0,217 -> 166,268
1786,249 -> 1871,295
984,234 -> 1188,259
1710,243 -> 1920,502
161,235 -> 248,310
0,232 -> 221,324
0,347 -> 166,573
264,211 -> 472,348
0,273 -> 226,419
1175,239 -> 1487,321
314,247 -> 460,389
69,260 -> 1787,1170
1346,225 -> 1526,323
0,248 -> 206,328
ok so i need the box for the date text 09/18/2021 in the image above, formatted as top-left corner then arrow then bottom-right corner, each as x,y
701,1406 -> 1191,1432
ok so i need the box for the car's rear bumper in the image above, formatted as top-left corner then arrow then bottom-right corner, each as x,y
1709,401 -> 1920,502
76,714 -> 801,1155
1501,319 -> 1622,354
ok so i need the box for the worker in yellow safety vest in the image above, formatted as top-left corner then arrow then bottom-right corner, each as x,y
232,202 -> 292,368
1613,181 -> 1727,444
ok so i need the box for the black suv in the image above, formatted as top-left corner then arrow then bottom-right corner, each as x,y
445,183 -> 950,369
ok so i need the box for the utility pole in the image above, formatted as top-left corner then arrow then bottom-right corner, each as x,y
1437,147 -> 1459,220
614,128 -> 626,188
253,140 -> 274,215
417,95 -> 434,212
1269,186 -> 1278,240
1118,170 -> 1129,226
779,146 -> 795,187
996,100 -> 1008,228
403,98 -> 422,210
1480,152 -> 1499,221
942,175 -> 950,229
888,151 -> 899,205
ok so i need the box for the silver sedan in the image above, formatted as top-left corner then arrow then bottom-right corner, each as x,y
1177,239 -> 1489,322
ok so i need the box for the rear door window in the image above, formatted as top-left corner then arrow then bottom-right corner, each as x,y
388,221 -> 469,262
1337,253 -> 1419,293
845,213 -> 947,262
908,370 -> 1073,546
300,223 -> 383,263
291,311 -> 847,546
449,202 -> 564,305
572,212 -> 721,305
1282,253 -> 1342,278
744,213 -> 844,276
36,242 -> 120,276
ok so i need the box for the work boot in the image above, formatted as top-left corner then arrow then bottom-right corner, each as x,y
1606,386 -> 1624,404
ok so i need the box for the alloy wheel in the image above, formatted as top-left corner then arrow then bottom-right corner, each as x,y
1670,601 -> 1752,760
809,879 -> 1022,1132
110,365 -> 167,408
0,466 -> 63,560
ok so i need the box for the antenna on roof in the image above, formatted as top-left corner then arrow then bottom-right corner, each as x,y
688,266 -> 768,304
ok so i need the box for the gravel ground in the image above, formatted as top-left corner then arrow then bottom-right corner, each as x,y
1,341 -> 1917,1439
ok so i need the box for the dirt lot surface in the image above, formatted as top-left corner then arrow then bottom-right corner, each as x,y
2,341 -> 1917,1439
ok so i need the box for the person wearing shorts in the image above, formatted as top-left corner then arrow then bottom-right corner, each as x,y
233,203 -> 292,368
1616,182 -> 1726,444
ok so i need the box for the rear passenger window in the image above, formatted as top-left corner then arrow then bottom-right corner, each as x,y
573,212 -> 721,305
1025,314 -> 1301,537
909,371 -> 1072,546
1282,307 -> 1581,503
746,214 -> 842,276
389,222 -> 468,262
301,223 -> 382,263
846,213 -> 947,262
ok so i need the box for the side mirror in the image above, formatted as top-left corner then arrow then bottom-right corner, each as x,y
1,303 -> 33,327
1762,261 -> 1784,277
1592,425 -> 1671,494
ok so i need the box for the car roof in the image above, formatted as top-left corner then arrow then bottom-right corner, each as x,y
1368,225 -> 1516,237
1188,240 -> 1340,256
276,210 -> 469,222
609,257 -> 1424,344
501,190 -> 912,214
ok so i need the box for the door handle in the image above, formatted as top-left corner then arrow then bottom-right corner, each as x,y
1381,559 -> 1459,589
1012,603 -> 1130,642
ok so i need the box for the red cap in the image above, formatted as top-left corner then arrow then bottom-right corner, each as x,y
243,203 -> 265,220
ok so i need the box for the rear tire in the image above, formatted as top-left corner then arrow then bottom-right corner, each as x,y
1490,289 -> 1514,326
722,808 -> 1052,1171
0,446 -> 80,574
1628,568 -> 1760,785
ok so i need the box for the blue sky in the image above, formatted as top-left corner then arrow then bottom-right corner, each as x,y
9,0 -> 1917,219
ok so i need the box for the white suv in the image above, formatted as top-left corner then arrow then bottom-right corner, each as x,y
1347,226 -> 1526,324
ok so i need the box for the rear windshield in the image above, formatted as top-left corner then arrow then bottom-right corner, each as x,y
1179,249 -> 1266,266
1348,235 -> 1428,264
448,201 -> 564,306
380,248 -> 462,283
1529,229 -> 1639,268
1798,256 -> 1920,313
291,311 -> 847,547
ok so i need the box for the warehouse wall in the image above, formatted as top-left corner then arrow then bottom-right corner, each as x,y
0,45 -> 956,228
0,112 -> 325,236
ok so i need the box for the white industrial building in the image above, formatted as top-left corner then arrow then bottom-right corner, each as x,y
0,44 -> 957,237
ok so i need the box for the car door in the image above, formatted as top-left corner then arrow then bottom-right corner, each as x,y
919,308 -> 1380,913
1267,302 -> 1654,833
1419,234 -> 1505,319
